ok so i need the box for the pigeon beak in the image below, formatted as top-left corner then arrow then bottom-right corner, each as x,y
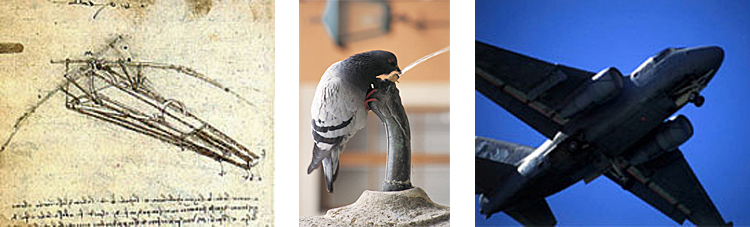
387,70 -> 401,83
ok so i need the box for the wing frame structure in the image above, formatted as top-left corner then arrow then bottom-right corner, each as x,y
57,40 -> 263,171
57,59 -> 263,171
2,36 -> 264,172
606,149 -> 730,226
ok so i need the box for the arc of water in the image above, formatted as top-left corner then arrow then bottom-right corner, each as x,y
388,46 -> 450,83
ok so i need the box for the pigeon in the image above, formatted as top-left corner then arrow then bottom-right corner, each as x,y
308,50 -> 401,193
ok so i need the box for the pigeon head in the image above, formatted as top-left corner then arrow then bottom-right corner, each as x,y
343,50 -> 401,89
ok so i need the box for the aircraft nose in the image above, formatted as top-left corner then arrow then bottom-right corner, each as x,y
691,46 -> 724,71
705,46 -> 724,69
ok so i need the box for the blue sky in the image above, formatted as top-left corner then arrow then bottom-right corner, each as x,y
476,0 -> 750,225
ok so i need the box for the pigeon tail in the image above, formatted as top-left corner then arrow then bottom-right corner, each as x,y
307,145 -> 323,174
322,151 -> 340,193
308,144 -> 334,173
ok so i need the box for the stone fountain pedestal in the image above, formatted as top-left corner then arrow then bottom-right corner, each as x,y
299,187 -> 449,226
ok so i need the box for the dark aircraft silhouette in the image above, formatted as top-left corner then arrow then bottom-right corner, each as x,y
475,41 -> 731,226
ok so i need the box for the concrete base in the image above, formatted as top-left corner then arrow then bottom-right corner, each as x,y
299,187 -> 449,226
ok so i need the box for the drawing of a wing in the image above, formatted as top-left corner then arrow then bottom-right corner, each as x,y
475,40 -> 596,139
2,36 -> 263,172
58,58 -> 262,171
605,149 -> 730,226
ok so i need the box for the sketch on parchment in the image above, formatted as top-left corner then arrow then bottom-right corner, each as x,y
1,0 -> 274,225
1,36 -> 266,178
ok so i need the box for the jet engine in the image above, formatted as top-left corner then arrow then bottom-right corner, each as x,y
559,67 -> 624,118
627,115 -> 693,166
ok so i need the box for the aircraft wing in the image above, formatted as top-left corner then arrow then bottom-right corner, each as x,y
476,40 -> 596,139
605,149 -> 730,226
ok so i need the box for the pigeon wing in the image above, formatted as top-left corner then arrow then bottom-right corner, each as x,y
308,63 -> 367,172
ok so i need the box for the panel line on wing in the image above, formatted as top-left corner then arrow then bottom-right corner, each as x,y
625,165 -> 693,216
527,68 -> 567,100
476,67 -> 505,87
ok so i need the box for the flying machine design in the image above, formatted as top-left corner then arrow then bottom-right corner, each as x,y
475,41 -> 730,226
1,36 -> 264,175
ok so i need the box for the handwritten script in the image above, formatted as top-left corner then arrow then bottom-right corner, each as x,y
9,192 -> 261,226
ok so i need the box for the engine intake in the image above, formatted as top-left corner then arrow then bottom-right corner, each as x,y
559,67 -> 623,118
627,115 -> 693,165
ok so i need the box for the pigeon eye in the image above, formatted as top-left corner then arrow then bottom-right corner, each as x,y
387,58 -> 394,63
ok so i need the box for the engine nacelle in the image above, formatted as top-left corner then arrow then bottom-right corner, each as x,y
559,67 -> 624,118
627,115 -> 693,166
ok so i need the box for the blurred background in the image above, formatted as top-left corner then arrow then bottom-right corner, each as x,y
299,0 -> 450,217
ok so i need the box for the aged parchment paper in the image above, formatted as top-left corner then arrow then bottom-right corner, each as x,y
0,0 -> 274,225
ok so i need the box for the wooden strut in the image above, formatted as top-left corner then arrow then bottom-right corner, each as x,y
368,79 -> 414,191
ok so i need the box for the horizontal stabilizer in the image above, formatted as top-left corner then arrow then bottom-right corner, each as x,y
476,137 -> 535,165
505,198 -> 557,226
475,137 -> 534,194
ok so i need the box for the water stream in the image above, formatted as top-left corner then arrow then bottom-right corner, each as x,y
399,46 -> 450,78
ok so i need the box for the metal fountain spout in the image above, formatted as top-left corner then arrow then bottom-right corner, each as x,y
368,79 -> 413,191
